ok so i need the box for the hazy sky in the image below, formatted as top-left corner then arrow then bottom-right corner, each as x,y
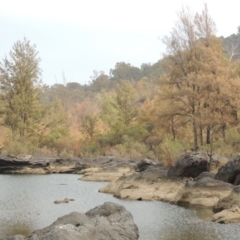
0,0 -> 239,86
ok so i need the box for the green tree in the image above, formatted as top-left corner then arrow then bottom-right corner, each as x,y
114,80 -> 137,126
0,38 -> 42,140
89,70 -> 110,92
110,62 -> 142,82
81,114 -> 99,139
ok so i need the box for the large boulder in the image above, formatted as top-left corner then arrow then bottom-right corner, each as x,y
5,202 -> 139,240
167,152 -> 209,178
214,154 -> 240,184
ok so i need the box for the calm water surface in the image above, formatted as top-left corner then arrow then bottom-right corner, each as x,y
0,174 -> 240,240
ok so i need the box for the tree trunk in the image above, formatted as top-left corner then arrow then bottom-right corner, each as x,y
199,125 -> 203,146
171,116 -> 176,140
222,123 -> 226,142
206,126 -> 211,144
193,119 -> 198,151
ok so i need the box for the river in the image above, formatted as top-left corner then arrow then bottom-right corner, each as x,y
0,174 -> 240,240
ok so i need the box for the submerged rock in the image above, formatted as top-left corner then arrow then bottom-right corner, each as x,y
4,202 -> 139,240
54,198 -> 75,204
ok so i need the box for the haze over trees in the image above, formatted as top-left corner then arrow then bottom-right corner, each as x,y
0,4 -> 240,165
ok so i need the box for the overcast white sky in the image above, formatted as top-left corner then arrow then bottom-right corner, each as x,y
0,0 -> 239,86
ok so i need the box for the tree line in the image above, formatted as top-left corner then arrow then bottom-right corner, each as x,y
1,4 -> 240,165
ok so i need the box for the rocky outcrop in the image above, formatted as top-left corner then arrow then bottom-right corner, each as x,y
79,156 -> 138,181
212,206 -> 240,224
213,185 -> 240,213
79,166 -> 132,182
0,155 -> 138,175
99,162 -> 233,208
4,202 -> 139,240
210,182 -> 240,223
175,177 -> 233,207
214,154 -> 240,185
0,155 -> 91,174
99,165 -> 182,202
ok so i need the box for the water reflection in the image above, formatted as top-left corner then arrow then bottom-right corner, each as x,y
0,221 -> 32,237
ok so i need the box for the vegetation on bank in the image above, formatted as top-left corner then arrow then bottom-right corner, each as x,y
1,4 -> 240,166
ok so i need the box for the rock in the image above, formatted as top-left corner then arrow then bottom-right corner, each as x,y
167,152 -> 209,178
213,185 -> 240,213
0,155 -> 90,174
54,198 -> 74,204
0,156 -> 33,173
176,177 -> 233,207
194,171 -> 216,181
187,177 -> 232,189
79,157 -> 138,182
134,159 -> 158,172
90,156 -> 138,168
212,206 -> 240,223
17,155 -> 32,161
99,166 -> 182,202
214,154 -> 240,184
20,202 -> 139,240
0,155 -> 138,175
80,168 -> 131,182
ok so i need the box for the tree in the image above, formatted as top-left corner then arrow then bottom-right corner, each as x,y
0,38 -> 42,140
81,114 -> 99,139
160,4 -> 240,151
110,62 -> 142,82
114,80 -> 137,126
89,70 -> 110,92
221,34 -> 240,61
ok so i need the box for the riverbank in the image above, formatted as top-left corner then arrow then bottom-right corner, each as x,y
80,152 -> 240,223
2,152 -> 240,224
1,174 -> 240,240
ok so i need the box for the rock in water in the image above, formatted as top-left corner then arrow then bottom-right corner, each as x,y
5,202 -> 139,240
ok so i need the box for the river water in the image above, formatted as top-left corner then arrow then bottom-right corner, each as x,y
0,174 -> 240,240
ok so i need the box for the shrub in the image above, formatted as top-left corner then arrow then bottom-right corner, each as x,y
159,134 -> 190,167
59,148 -> 73,158
3,139 -> 30,157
